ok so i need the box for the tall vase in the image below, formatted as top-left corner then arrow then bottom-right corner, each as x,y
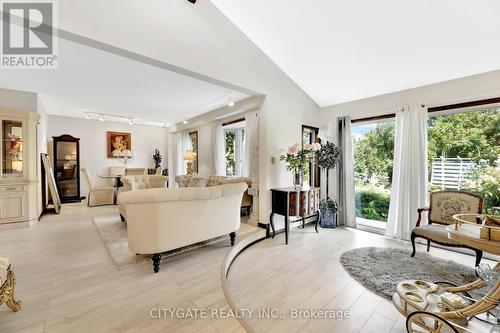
292,167 -> 303,189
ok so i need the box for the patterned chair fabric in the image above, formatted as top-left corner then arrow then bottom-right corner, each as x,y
429,191 -> 482,225
411,190 -> 483,266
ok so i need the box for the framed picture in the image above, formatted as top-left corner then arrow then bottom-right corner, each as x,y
107,131 -> 132,157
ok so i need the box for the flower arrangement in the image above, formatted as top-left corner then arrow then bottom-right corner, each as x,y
280,143 -> 321,173
280,143 -> 321,188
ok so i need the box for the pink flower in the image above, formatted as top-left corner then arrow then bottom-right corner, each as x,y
287,144 -> 299,154
312,143 -> 322,151
304,143 -> 313,151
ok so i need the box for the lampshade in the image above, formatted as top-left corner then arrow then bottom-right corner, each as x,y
123,150 -> 133,158
183,150 -> 195,161
112,149 -> 122,157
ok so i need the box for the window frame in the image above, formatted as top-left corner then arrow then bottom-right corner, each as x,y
301,125 -> 321,187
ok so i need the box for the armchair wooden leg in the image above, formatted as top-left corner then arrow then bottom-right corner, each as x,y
229,232 -> 236,246
410,232 -> 417,257
1,269 -> 21,312
426,240 -> 431,252
152,254 -> 161,273
474,250 -> 483,268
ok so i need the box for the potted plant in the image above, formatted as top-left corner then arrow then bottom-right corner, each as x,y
153,149 -> 162,169
316,142 -> 342,228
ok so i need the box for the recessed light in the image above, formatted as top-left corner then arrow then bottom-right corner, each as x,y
182,120 -> 188,124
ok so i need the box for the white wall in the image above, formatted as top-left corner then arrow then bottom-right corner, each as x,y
320,69 -> 500,120
0,87 -> 37,112
47,115 -> 168,194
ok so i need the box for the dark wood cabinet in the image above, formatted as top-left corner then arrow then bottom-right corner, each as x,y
53,135 -> 80,203
270,187 -> 320,244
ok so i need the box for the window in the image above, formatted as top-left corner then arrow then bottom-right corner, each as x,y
223,119 -> 245,177
302,125 -> 320,187
189,131 -> 198,174
352,120 -> 395,229
427,107 -> 499,214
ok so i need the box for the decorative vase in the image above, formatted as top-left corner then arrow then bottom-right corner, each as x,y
320,209 -> 337,228
292,168 -> 303,189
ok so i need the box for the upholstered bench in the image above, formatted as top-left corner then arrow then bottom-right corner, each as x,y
0,256 -> 21,312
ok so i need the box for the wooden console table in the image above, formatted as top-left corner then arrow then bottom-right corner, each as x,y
270,187 -> 320,244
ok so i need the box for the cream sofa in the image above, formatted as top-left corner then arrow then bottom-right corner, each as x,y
175,175 -> 253,215
118,175 -> 169,220
119,183 -> 247,272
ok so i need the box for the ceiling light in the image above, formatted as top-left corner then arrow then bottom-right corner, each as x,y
128,118 -> 134,126
228,101 -> 235,107
182,120 -> 188,124
99,116 -> 105,122
84,113 -> 90,120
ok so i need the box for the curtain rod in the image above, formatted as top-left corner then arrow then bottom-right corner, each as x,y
351,97 -> 500,124
222,117 -> 245,127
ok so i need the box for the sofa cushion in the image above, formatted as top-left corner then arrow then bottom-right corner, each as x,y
0,256 -> 10,286
412,224 -> 462,245
207,175 -> 226,187
175,175 -> 192,187
187,175 -> 208,187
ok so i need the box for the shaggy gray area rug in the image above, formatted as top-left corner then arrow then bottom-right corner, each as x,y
340,247 -> 480,299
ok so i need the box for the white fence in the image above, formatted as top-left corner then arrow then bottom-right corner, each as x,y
431,157 -> 475,190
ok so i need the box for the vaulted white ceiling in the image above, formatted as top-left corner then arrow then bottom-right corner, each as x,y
0,37 -> 249,126
211,0 -> 500,106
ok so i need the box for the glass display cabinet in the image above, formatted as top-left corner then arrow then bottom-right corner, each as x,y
53,135 -> 80,203
0,109 -> 39,226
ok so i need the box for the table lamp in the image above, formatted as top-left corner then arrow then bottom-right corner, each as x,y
183,150 -> 195,174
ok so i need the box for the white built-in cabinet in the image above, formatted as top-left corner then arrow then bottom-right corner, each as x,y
0,109 -> 39,225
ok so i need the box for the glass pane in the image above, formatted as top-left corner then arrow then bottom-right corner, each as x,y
352,121 -> 395,228
2,120 -> 23,177
55,159 -> 78,197
428,108 -> 500,214
225,130 -> 236,176
56,142 -> 78,161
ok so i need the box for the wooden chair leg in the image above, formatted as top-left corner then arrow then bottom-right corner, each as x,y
2,269 -> 22,312
230,232 -> 236,246
410,233 -> 417,257
474,250 -> 483,267
426,240 -> 431,252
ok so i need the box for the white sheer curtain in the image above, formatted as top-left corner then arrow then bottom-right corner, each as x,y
242,112 -> 258,179
385,104 -> 428,240
167,131 -> 190,187
338,117 -> 356,227
210,121 -> 226,176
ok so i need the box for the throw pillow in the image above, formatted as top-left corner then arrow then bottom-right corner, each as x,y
176,175 -> 192,187
207,175 -> 226,187
187,175 -> 209,187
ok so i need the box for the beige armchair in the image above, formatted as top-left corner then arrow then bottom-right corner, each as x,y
125,168 -> 146,175
411,190 -> 483,266
0,257 -> 21,312
81,168 -> 115,207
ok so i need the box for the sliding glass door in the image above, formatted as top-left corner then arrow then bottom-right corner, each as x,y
352,120 -> 395,229
428,107 -> 499,214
